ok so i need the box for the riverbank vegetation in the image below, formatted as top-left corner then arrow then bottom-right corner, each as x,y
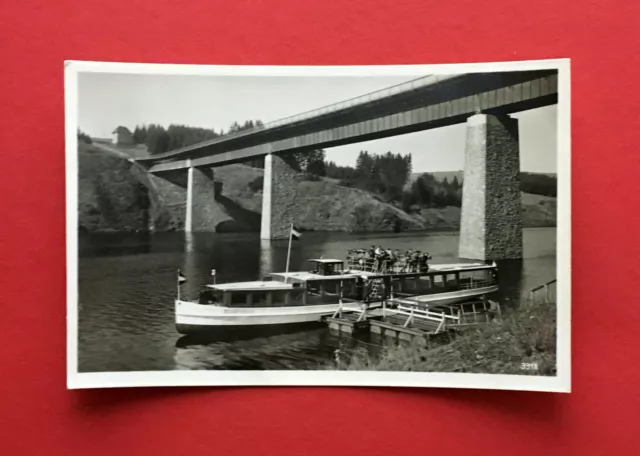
331,298 -> 556,376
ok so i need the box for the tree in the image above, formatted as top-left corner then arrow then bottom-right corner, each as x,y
145,124 -> 170,154
77,129 -> 92,144
136,120 -> 263,155
303,149 -> 326,176
133,125 -> 147,144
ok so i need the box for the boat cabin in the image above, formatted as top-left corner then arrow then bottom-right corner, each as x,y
391,263 -> 498,297
198,281 -> 307,307
307,259 -> 345,276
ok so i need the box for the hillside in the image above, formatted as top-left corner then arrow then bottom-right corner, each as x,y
77,144 -> 556,233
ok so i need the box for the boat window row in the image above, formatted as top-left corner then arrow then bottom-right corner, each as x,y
197,269 -> 496,307
393,269 -> 496,296
198,280 -> 363,307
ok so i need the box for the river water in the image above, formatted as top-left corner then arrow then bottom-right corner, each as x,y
77,228 -> 556,372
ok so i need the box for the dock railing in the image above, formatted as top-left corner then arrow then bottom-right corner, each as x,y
386,304 -> 460,333
460,279 -> 495,290
529,279 -> 557,303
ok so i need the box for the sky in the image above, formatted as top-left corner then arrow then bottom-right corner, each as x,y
78,73 -> 557,173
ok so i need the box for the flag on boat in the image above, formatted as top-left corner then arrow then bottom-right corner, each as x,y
211,269 -> 216,276
177,269 -> 187,284
291,225 -> 302,240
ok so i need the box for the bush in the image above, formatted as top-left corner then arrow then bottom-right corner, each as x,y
301,173 -> 322,182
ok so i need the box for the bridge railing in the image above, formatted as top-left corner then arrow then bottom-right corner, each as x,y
266,74 -> 442,129
139,74 -> 444,161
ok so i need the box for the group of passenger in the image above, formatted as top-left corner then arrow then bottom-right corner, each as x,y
347,245 -> 432,273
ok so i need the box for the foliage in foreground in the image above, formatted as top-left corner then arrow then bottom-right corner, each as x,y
332,299 -> 556,376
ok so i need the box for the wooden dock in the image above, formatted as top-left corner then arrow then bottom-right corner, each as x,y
325,312 -> 374,335
323,297 -> 500,344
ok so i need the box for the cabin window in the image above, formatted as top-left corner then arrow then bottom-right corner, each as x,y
230,292 -> 249,306
416,276 -> 431,293
323,281 -> 339,296
271,291 -> 290,305
398,277 -> 418,293
289,289 -> 306,305
432,274 -> 445,289
445,274 -> 458,288
341,280 -> 358,300
308,281 -> 320,295
198,290 -> 223,304
252,291 -> 272,306
459,270 -> 491,288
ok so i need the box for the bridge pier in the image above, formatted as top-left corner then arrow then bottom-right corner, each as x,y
459,114 -> 523,260
185,165 -> 224,232
260,153 -> 299,239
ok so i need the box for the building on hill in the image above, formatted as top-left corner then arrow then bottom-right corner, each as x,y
112,126 -> 134,145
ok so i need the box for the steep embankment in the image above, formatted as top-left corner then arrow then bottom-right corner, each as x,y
78,143 -> 180,231
78,144 -> 556,232
412,193 -> 557,229
78,143 -> 149,232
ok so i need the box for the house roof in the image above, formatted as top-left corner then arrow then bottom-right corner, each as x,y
112,126 -> 132,134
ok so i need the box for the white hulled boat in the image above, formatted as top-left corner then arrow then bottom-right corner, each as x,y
175,255 -> 499,335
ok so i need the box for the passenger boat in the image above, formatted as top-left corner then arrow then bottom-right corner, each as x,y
174,254 -> 499,335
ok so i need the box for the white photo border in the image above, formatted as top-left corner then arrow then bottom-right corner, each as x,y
65,58 -> 571,392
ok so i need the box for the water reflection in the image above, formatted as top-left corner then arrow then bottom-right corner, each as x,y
174,326 -> 338,370
176,322 -> 325,347
259,239 -> 276,277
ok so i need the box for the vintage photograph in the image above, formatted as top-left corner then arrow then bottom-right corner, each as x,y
66,59 -> 571,391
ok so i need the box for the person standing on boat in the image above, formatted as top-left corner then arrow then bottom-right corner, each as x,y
386,248 -> 395,271
404,249 -> 413,272
423,252 -> 432,272
412,250 -> 421,272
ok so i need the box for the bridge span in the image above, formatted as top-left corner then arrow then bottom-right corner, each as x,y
135,70 -> 558,260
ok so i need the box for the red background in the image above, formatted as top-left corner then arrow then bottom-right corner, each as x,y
1,0 -> 639,454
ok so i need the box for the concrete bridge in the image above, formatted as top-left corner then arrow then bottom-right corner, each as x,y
135,70 -> 558,260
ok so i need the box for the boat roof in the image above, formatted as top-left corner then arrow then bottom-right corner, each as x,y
270,271 -> 359,282
207,281 -> 294,291
308,258 -> 344,264
429,262 -> 495,272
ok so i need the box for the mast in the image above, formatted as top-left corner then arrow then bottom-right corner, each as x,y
284,223 -> 293,284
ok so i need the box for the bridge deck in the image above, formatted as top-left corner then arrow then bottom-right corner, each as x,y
137,70 -> 558,172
